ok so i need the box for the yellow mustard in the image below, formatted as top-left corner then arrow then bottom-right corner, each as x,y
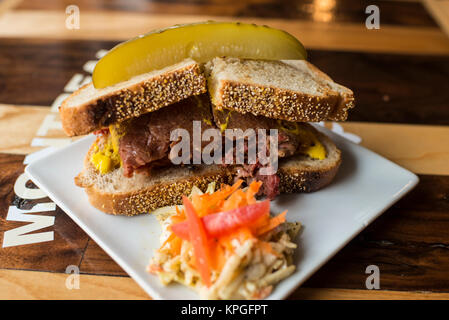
277,120 -> 327,160
219,110 -> 232,132
302,140 -> 326,160
90,124 -> 125,174
202,118 -> 212,126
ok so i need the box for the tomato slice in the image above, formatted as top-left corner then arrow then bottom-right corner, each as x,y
171,200 -> 270,240
182,196 -> 212,287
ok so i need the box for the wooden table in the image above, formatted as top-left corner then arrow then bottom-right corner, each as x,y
1,0 -> 449,300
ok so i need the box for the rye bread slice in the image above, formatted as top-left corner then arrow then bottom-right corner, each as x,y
206,57 -> 354,122
60,58 -> 207,137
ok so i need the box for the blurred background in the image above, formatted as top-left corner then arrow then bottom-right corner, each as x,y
1,0 -> 448,117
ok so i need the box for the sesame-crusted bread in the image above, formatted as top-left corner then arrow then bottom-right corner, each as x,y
278,128 -> 341,193
75,125 -> 341,216
60,58 -> 207,137
205,57 -> 354,122
75,136 -> 233,216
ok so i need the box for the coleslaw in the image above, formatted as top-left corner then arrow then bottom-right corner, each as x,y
147,180 -> 301,299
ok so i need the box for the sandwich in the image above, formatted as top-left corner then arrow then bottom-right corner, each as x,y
59,22 -> 354,216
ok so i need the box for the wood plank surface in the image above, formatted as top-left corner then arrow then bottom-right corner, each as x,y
0,39 -> 103,106
15,0 -> 438,27
79,240 -> 128,276
340,122 -> 449,176
2,269 -> 449,300
0,105 -> 52,155
290,287 -> 449,300
0,0 -> 21,16
0,153 -> 90,271
0,11 -> 448,55
0,269 -> 149,300
424,0 -> 449,37
309,50 -> 449,126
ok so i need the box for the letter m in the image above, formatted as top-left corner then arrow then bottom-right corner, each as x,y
2,203 -> 56,248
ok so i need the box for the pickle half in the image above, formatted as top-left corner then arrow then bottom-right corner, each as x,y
93,21 -> 307,89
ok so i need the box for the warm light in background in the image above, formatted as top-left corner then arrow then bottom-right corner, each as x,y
304,0 -> 337,23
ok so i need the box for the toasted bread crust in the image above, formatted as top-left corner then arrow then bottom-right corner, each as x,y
61,59 -> 354,137
278,160 -> 340,193
207,58 -> 354,122
76,126 -> 341,216
77,170 -> 233,216
60,63 -> 207,136
278,130 -> 341,193
213,80 -> 354,122
301,61 -> 354,121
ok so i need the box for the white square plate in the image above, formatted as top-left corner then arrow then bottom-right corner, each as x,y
25,125 -> 418,299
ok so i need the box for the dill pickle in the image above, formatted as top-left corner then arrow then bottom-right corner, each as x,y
93,21 -> 307,88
